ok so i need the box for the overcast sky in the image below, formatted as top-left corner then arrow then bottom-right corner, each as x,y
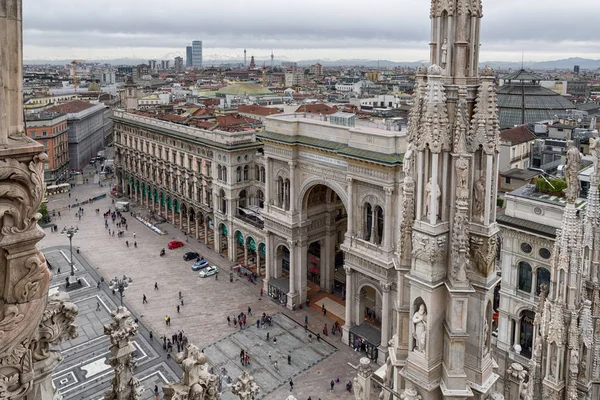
23,0 -> 599,63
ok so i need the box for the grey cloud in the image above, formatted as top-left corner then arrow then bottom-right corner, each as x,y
21,0 -> 600,59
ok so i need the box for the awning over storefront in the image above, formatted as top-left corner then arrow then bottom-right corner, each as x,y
268,277 -> 290,293
350,323 -> 381,347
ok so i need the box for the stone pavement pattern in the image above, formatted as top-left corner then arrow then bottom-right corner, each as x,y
42,182 -> 365,399
45,247 -> 181,400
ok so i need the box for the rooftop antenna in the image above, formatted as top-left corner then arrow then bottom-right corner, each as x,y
521,52 -> 524,70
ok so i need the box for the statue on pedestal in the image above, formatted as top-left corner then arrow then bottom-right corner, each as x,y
412,304 -> 427,353
564,140 -> 581,203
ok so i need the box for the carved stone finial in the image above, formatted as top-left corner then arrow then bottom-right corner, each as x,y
417,66 -> 428,75
400,387 -> 422,400
231,370 -> 260,400
481,65 -> 495,77
31,292 -> 78,362
427,64 -> 443,76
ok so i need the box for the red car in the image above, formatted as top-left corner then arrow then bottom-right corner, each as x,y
168,240 -> 184,249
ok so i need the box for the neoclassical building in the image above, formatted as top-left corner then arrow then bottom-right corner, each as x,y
113,110 -> 407,363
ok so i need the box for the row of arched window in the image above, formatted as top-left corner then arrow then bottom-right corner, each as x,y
518,262 -> 551,296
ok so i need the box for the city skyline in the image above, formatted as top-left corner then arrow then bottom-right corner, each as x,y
23,0 -> 599,63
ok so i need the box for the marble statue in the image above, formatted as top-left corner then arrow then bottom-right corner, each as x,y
353,377 -> 363,400
104,306 -> 144,400
379,355 -> 394,400
550,353 -> 558,379
441,38 -> 448,67
455,158 -> 469,199
231,370 -> 259,400
413,304 -> 427,353
424,178 -> 441,220
589,134 -> 600,175
404,143 -> 414,177
163,344 -> 219,400
564,140 -> 581,203
400,387 -> 422,400
473,175 -> 485,220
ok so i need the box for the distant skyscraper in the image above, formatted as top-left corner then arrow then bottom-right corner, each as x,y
574,65 -> 580,75
174,56 -> 183,72
192,40 -> 203,68
186,46 -> 192,68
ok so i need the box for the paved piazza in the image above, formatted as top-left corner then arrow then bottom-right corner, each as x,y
42,180 -> 364,399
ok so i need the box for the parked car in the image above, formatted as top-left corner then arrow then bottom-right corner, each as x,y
199,266 -> 218,278
168,240 -> 184,249
183,251 -> 200,261
192,259 -> 209,271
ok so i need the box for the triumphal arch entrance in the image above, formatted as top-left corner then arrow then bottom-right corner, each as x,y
258,112 -> 407,363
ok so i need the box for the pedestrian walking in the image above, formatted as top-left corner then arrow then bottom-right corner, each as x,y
227,316 -> 231,326
177,305 -> 180,313
134,241 -> 137,248
149,331 -> 153,340
289,379 -> 294,392
268,350 -> 271,360
181,298 -> 184,306
288,354 -> 291,365
133,231 -> 136,239
167,316 -> 171,326
323,306 -> 327,317
305,315 -> 308,324
96,302 -> 100,311
267,332 -> 270,341
179,291 -> 182,299
330,379 -> 335,392
154,385 -> 159,400
155,282 -> 159,290
256,319 -> 260,329
260,288 -> 263,296
273,360 -> 278,371
143,294 -> 148,304
248,307 -> 252,315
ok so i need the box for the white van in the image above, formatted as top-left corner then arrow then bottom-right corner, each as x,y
115,201 -> 130,212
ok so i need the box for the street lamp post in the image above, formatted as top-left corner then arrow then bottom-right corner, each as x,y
117,278 -> 126,306
61,226 -> 79,276
109,276 -> 132,307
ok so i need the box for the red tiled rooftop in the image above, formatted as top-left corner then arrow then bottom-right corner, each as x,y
295,103 -> 338,115
46,100 -> 95,114
500,125 -> 537,145
238,105 -> 282,117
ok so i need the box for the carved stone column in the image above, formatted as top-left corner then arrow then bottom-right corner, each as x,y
231,370 -> 260,400
26,292 -> 78,400
163,344 -> 218,400
0,5 -> 55,397
104,306 -> 144,400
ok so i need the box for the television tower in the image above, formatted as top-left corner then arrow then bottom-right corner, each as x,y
271,50 -> 274,69
244,49 -> 247,66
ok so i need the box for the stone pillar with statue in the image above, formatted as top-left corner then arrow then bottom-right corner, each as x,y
162,344 -> 218,400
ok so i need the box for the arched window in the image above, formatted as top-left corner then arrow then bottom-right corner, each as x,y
222,167 -> 227,183
284,179 -> 291,210
536,267 -> 551,295
257,190 -> 264,208
519,310 -> 535,359
217,165 -> 222,181
219,189 -> 227,214
518,262 -> 533,293
239,190 -> 247,208
376,206 -> 384,245
255,165 -> 260,181
260,167 -> 266,183
243,165 -> 249,181
365,203 -> 373,241
277,177 -> 284,207
236,166 -> 242,183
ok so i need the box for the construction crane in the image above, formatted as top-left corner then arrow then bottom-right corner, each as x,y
71,59 -> 85,89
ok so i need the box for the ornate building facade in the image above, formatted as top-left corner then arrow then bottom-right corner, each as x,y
114,110 -> 406,363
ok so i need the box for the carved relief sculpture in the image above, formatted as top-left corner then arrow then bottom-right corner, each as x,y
473,175 -> 485,221
441,39 -> 448,67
